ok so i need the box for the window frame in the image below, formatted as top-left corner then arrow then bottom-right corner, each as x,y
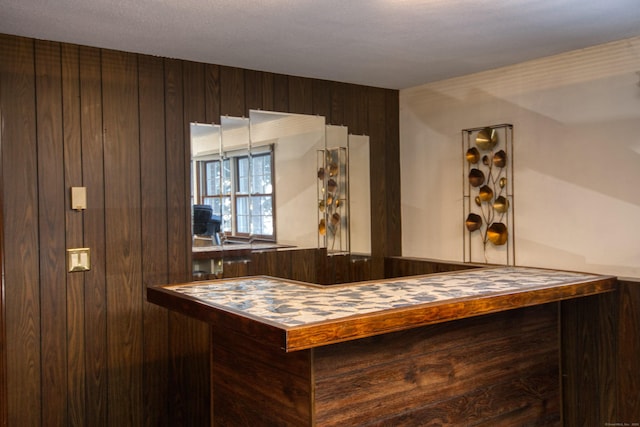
195,147 -> 275,242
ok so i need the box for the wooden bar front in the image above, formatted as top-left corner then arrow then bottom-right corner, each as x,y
147,267 -> 617,426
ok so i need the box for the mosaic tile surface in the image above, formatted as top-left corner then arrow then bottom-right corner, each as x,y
168,267 -> 602,327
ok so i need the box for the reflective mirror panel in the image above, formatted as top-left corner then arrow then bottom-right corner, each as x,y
220,116 -> 250,242
348,134 -> 371,255
190,123 -> 223,276
249,110 -> 326,249
190,110 -> 372,279
323,125 -> 350,252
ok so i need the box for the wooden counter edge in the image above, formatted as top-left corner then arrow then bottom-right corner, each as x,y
147,275 -> 617,353
284,275 -> 617,351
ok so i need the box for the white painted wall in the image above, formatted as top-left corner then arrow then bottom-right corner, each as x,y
400,36 -> 640,278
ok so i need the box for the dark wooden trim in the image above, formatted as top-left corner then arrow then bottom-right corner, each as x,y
0,39 -> 5,427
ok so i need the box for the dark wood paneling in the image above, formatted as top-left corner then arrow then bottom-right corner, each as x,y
139,53 -> 170,427
222,259 -> 250,278
250,250 -> 286,277
561,292 -> 618,425
617,280 -> 640,420
314,304 -> 560,426
385,256 -> 480,277
211,327 -> 312,426
164,57 -> 210,426
220,66 -> 245,117
312,79 -> 332,120
0,33 -> 402,426
62,42 -> 87,427
79,45 -> 108,427
102,48 -> 144,425
288,75 -> 313,115
244,69 -> 264,112
289,248 -> 321,283
1,34 -> 42,427
35,39 -> 68,427
204,64 -> 221,123
273,73 -> 289,113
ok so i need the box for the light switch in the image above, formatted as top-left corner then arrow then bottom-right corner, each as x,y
71,187 -> 87,211
67,248 -> 91,272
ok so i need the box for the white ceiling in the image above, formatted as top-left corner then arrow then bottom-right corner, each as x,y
1,0 -> 639,89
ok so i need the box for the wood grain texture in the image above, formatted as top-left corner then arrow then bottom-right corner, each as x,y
0,34 -> 42,427
208,304 -> 561,426
61,42 -> 87,427
211,327 -> 312,426
561,291 -> 619,426
138,53 -> 170,427
79,45 -> 108,427
35,39 -> 68,427
314,304 -> 560,426
0,33 -> 400,425
173,58 -> 211,426
385,256 -> 481,277
102,48 -> 144,425
616,280 -> 640,421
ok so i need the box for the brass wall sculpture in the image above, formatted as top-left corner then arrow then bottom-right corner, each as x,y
462,124 -> 514,265
318,147 -> 349,252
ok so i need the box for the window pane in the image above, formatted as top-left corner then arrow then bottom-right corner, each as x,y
237,157 -> 249,194
251,153 -> 272,194
236,196 -> 250,234
250,196 -> 273,236
204,161 -> 219,195
222,196 -> 232,232
222,159 -> 232,195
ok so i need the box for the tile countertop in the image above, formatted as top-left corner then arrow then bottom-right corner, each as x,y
147,266 -> 617,351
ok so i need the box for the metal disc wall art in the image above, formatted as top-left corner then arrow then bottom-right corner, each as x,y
462,124 -> 514,265
318,147 -> 349,252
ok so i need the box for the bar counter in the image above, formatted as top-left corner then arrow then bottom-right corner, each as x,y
148,266 -> 617,425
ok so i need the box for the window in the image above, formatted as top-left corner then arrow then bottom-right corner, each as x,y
196,150 -> 274,240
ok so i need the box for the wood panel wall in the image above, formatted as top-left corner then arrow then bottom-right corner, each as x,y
314,304 -> 561,426
0,33 -> 400,426
561,280 -> 640,426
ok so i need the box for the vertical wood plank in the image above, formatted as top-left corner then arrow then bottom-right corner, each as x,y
273,74 -> 289,113
220,66 -> 245,117
164,58 -> 189,285
345,84 -> 368,136
312,79 -> 332,120
164,57 -> 211,426
384,88 -> 401,257
79,45 -> 108,427
616,280 -> 640,421
261,72 -> 275,112
330,81 -> 347,126
61,42 -> 87,427
0,33 -> 42,427
288,76 -> 313,115
204,64 -> 221,124
35,39 -> 68,427
138,53 -> 170,427
561,293 -> 618,425
182,59 -> 211,426
367,87 -> 387,266
102,49 -> 143,425
244,69 -> 264,112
